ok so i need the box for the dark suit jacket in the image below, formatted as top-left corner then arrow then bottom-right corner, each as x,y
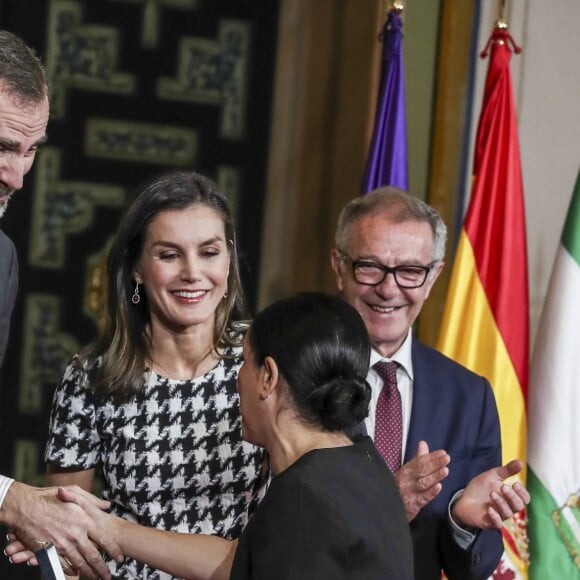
0,229 -> 18,370
405,339 -> 503,580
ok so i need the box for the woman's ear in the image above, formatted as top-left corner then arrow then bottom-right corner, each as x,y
259,356 -> 279,399
133,271 -> 142,284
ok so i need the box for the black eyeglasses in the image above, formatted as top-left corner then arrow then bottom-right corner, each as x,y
340,252 -> 437,289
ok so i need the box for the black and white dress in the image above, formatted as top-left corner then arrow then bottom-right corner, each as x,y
45,346 -> 265,579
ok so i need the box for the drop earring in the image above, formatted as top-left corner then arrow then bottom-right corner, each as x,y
132,282 -> 141,304
223,290 -> 229,299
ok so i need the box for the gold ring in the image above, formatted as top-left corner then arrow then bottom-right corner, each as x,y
35,540 -> 52,549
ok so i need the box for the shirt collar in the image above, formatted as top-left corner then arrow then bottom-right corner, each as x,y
369,328 -> 414,380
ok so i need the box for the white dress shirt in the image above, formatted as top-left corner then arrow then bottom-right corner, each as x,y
364,329 -> 475,548
364,328 -> 413,459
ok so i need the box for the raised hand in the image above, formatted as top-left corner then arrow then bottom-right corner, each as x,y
451,459 -> 530,530
395,440 -> 450,521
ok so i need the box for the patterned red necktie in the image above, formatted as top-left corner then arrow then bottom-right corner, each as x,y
373,361 -> 402,473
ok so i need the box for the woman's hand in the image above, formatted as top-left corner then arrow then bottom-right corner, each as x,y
4,534 -> 37,566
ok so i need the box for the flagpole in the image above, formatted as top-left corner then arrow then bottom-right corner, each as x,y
437,14 -> 529,578
360,2 -> 408,193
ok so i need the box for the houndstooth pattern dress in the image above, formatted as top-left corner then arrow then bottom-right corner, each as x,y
45,346 -> 265,579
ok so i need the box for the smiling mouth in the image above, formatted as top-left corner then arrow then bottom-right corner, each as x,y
173,290 -> 207,299
369,304 -> 402,314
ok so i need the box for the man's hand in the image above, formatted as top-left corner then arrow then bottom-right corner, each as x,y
451,459 -> 531,530
1,482 -> 123,579
395,440 -> 450,521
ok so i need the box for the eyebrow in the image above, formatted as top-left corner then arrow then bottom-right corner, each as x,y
151,236 -> 225,248
199,236 -> 225,246
0,138 -> 19,150
355,255 -> 427,266
0,134 -> 48,150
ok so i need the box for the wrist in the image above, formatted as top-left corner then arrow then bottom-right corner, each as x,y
450,490 -> 478,533
0,476 -> 17,525
0,475 -> 15,505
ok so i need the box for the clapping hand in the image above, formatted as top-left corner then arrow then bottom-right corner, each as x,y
451,459 -> 530,530
395,440 -> 451,521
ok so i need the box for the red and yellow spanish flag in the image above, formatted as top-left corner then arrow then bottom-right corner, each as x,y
437,24 -> 529,578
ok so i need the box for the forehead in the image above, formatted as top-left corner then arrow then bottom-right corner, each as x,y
347,213 -> 434,261
0,89 -> 49,141
144,204 -> 226,241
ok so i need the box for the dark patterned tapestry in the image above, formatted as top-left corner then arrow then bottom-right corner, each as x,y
0,1 -> 278,576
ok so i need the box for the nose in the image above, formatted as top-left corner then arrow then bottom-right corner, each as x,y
181,255 -> 201,281
375,270 -> 399,297
0,157 -> 26,191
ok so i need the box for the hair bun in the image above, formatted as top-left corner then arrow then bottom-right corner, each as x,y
307,376 -> 371,430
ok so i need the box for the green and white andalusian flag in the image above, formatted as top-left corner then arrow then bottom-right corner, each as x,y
528,169 -> 580,578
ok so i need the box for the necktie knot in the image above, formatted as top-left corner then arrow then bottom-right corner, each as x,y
373,361 -> 398,387
372,360 -> 402,472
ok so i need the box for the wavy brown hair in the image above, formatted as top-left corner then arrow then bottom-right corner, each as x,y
80,171 -> 247,401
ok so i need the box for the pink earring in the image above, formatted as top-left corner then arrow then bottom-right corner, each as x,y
223,290 -> 229,299
132,282 -> 141,304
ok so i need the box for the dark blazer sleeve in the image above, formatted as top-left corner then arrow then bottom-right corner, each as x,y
437,378 -> 503,580
407,341 -> 503,580
0,231 -> 18,369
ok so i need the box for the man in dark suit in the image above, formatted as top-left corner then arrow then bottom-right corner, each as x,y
0,29 -> 49,369
0,30 -> 122,580
0,231 -> 18,367
331,187 -> 530,579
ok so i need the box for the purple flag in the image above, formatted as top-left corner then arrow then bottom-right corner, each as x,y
361,9 -> 408,194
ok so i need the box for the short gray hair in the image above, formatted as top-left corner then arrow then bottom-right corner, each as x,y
0,30 -> 48,106
335,186 -> 447,262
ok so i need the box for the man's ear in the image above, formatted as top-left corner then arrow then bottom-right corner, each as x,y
330,249 -> 345,292
260,356 -> 279,399
424,260 -> 444,299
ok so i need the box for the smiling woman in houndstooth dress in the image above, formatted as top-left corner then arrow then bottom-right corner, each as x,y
44,171 -> 265,579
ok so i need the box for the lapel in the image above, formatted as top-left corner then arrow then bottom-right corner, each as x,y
404,339 -> 441,463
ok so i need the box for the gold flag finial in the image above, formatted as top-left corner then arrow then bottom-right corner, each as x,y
386,0 -> 405,15
496,17 -> 509,30
495,0 -> 510,30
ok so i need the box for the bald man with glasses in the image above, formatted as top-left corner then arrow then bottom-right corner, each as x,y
331,187 -> 530,580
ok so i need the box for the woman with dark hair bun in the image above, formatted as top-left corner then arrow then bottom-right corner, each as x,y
246,290 -> 372,433
231,292 -> 413,579
11,293 -> 413,579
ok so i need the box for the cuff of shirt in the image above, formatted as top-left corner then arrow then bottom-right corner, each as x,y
448,489 -> 477,549
0,474 -> 15,509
